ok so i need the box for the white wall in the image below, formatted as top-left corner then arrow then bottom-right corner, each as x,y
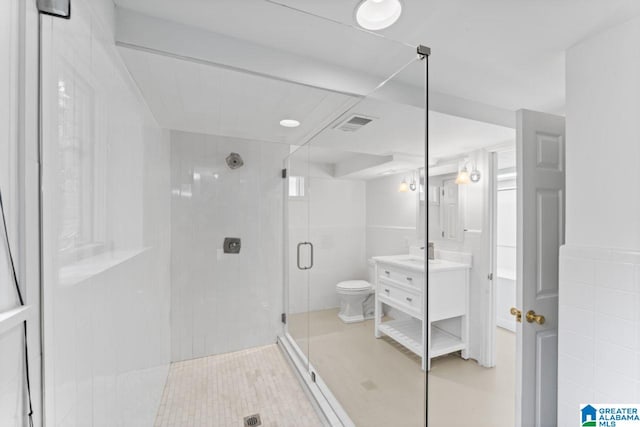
41,1 -> 171,425
0,1 -> 26,425
366,173 -> 418,258
558,15 -> 640,426
565,18 -> 640,251
170,130 -> 287,361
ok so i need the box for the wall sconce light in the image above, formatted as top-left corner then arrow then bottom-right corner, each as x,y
399,172 -> 418,193
456,160 -> 481,185
399,177 -> 409,192
469,168 -> 481,183
455,166 -> 470,185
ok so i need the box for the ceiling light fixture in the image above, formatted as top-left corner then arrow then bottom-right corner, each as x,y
280,119 -> 300,128
355,0 -> 403,31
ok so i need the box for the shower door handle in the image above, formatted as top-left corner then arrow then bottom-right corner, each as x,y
296,242 -> 313,270
307,242 -> 314,270
296,242 -> 305,270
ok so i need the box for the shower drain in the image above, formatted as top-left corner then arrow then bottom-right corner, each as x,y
243,414 -> 262,427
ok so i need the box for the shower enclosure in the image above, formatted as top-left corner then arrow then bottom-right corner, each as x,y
281,50 -> 429,426
37,0 -> 429,424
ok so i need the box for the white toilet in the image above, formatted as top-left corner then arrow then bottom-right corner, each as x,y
335,261 -> 376,323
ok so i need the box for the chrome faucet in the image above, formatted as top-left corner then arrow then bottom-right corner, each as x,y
427,242 -> 435,260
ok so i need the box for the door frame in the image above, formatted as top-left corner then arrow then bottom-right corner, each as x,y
483,109 -> 565,427
483,142 -> 516,368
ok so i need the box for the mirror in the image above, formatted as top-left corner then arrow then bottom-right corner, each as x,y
423,169 -> 465,244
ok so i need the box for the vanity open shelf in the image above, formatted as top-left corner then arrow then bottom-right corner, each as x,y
373,253 -> 471,371
430,324 -> 465,358
377,318 -> 423,355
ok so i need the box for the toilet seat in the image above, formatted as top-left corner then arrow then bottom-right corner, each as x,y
336,280 -> 372,293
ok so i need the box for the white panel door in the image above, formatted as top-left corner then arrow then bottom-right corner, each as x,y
516,109 -> 565,427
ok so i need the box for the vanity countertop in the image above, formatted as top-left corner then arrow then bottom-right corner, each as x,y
427,259 -> 471,273
372,255 -> 470,273
372,255 -> 425,272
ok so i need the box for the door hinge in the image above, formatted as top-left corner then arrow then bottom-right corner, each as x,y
441,231 -> 445,238
281,313 -> 286,324
37,0 -> 71,19
281,168 -> 287,179
417,45 -> 431,58
488,273 -> 494,280
311,371 -> 316,383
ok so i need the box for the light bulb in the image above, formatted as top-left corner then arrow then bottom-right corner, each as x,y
455,167 -> 470,185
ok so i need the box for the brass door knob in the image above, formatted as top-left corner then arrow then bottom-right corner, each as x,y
525,310 -> 545,325
510,307 -> 522,323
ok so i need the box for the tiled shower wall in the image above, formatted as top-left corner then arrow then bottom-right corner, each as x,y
560,13 -> 640,426
558,246 -> 640,425
170,130 -> 287,362
41,1 -> 171,425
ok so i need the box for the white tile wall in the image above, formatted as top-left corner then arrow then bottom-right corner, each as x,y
41,1 -> 171,425
170,130 -> 288,362
0,1 -> 25,425
558,245 -> 640,426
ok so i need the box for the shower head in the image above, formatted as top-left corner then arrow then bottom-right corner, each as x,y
226,152 -> 244,169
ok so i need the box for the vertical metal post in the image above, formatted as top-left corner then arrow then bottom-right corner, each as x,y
418,44 -> 431,427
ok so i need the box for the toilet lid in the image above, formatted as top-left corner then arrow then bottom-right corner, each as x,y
336,280 -> 371,291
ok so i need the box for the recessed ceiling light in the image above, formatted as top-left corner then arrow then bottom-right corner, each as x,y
355,0 -> 402,31
280,119 -> 300,128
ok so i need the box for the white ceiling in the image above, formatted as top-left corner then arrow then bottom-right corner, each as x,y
120,46 -> 514,165
118,47 -> 355,145
114,0 -> 640,113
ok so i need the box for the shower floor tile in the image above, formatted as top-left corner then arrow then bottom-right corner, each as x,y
154,344 -> 323,427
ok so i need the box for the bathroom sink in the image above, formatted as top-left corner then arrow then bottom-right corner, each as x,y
390,256 -> 425,265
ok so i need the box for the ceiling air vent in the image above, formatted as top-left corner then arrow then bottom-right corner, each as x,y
333,114 -> 375,132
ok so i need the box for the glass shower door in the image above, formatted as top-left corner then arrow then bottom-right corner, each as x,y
284,144 -> 312,364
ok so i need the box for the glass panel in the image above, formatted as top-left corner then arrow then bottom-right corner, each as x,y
303,57 -> 427,426
285,143 -> 311,364
0,2 -> 26,426
426,91 -> 517,427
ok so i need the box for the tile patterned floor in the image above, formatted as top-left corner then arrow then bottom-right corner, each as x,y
154,344 -> 323,427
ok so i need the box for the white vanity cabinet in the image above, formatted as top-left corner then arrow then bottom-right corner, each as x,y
428,264 -> 470,370
374,261 -> 425,367
373,255 -> 470,371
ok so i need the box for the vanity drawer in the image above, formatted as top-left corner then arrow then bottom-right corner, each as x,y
378,280 -> 422,316
378,266 -> 423,288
